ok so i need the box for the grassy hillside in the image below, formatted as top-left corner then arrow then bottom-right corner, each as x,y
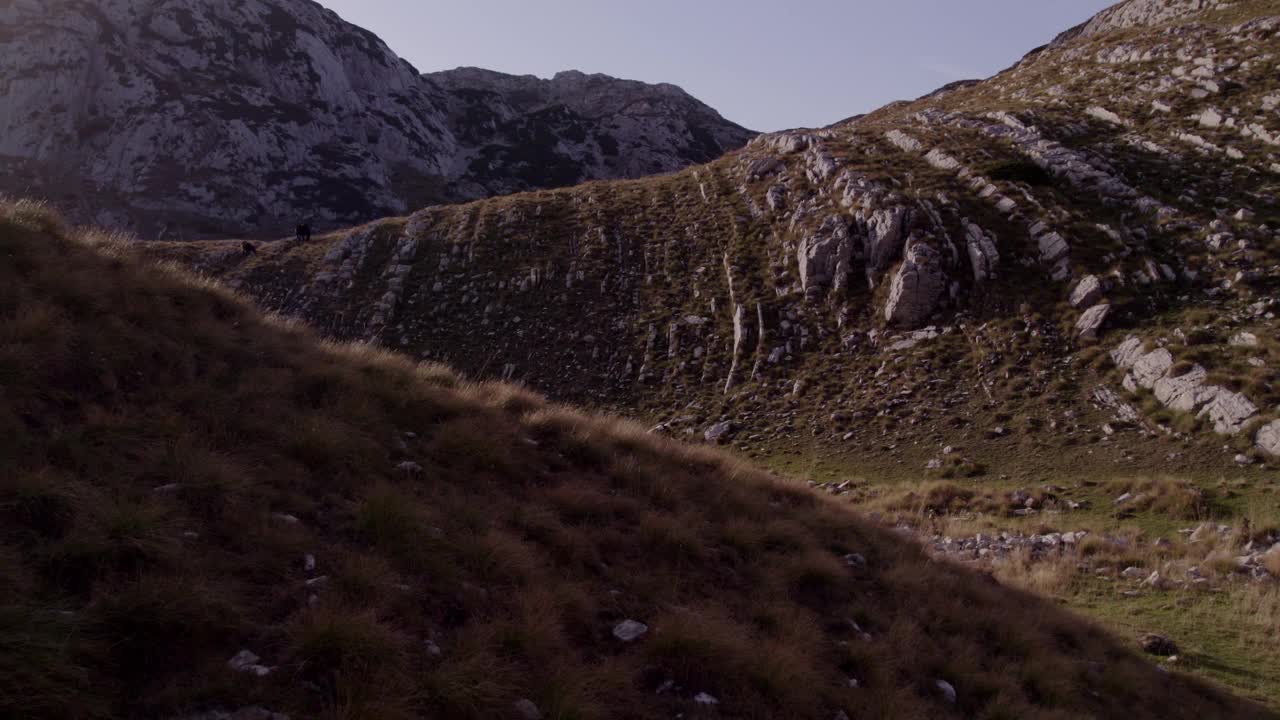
2,198 -> 1275,719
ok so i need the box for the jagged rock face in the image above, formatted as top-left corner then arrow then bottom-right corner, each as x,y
158,0 -> 1280,465
1055,0 -> 1228,44
884,243 -> 946,327
427,68 -> 754,199
0,0 -> 753,238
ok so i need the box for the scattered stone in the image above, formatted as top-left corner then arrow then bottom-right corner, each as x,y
704,421 -> 734,444
1139,633 -> 1179,656
693,692 -> 719,706
513,699 -> 543,720
397,461 -> 424,475
226,650 -> 272,677
613,619 -> 649,642
935,679 -> 957,704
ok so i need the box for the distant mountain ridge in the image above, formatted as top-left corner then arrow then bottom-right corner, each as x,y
0,0 -> 754,238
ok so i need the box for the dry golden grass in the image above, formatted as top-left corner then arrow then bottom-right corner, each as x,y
0,200 -> 1273,719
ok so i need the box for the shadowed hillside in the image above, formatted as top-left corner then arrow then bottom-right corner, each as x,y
2,198 -> 1275,719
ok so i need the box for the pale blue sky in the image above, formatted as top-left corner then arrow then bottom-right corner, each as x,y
319,0 -> 1115,131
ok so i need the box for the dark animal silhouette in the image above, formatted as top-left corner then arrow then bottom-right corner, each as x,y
241,241 -> 257,257
296,223 -> 312,243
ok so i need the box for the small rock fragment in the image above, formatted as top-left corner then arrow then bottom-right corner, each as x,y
613,619 -> 649,642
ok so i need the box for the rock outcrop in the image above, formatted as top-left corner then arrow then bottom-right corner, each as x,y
1258,421 -> 1280,457
884,243 -> 946,327
0,0 -> 753,238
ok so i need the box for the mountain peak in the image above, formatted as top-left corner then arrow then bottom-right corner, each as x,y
0,0 -> 754,238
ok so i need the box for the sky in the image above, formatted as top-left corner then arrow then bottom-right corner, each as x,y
318,0 -> 1116,132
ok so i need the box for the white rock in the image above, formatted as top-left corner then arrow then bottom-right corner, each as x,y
1076,304 -> 1111,342
1257,420 -> 1280,457
1070,275 -> 1104,308
704,421 -> 734,444
612,619 -> 649,642
513,699 -> 543,720
1229,332 -> 1259,347
884,130 -> 923,153
935,679 -> 957,704
1197,108 -> 1223,128
1132,349 -> 1174,389
1086,106 -> 1129,126
1197,390 -> 1258,435
694,692 -> 719,706
884,243 -> 946,328
227,649 -> 273,676
1110,337 -> 1146,369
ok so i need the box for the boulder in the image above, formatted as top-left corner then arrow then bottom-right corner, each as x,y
226,650 -> 272,677
1197,390 -> 1258,435
884,130 -> 923,153
1229,332 -> 1259,347
1152,366 -> 1215,411
1257,420 -> 1280,457
797,215 -> 854,301
862,206 -> 911,283
1131,349 -> 1174,389
1076,303 -> 1111,342
704,421 -> 734,444
884,243 -> 946,328
963,221 -> 999,283
1110,337 -> 1146,369
1069,275 -> 1104,308
1038,232 -> 1070,264
1138,633 -> 1178,656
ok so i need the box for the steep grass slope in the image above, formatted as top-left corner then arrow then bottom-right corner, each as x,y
3,200 -> 1276,719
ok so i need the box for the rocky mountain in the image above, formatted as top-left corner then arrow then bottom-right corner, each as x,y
0,0 -> 753,238
163,0 -> 1280,476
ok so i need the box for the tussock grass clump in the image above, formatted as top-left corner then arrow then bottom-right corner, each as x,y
1107,477 -> 1211,520
0,203 -> 1272,719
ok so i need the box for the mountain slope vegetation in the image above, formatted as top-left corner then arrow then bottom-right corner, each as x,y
3,198 -> 1275,719
160,0 -> 1280,474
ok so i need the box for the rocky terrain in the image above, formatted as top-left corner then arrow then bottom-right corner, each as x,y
9,197 -> 1276,719
0,0 -> 753,238
162,0 -> 1280,474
